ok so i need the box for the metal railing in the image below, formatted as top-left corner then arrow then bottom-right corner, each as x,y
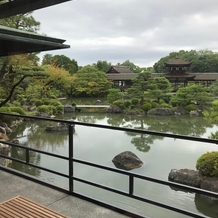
0,112 -> 218,218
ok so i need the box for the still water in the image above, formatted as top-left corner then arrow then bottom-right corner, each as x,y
7,113 -> 218,217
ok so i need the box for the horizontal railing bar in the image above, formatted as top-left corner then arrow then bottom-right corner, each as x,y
0,141 -> 68,161
73,176 -> 128,196
0,155 -> 69,178
73,176 -> 207,218
73,158 -> 218,199
0,112 -> 218,144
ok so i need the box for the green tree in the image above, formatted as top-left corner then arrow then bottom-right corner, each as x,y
127,71 -> 152,104
171,84 -> 212,107
121,60 -> 141,73
70,65 -> 112,97
147,77 -> 172,103
0,12 -> 41,106
93,60 -> 111,72
153,49 -> 218,73
42,54 -> 78,75
41,54 -> 53,65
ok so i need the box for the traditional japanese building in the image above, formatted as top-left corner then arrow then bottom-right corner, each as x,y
106,66 -> 136,90
162,57 -> 196,90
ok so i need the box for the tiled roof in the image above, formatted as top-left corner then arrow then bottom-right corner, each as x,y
164,57 -> 192,67
107,66 -> 134,74
190,73 -> 218,81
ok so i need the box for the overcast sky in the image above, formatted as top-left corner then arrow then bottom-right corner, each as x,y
33,0 -> 218,67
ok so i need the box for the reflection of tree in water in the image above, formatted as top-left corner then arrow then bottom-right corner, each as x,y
76,115 -> 100,123
110,115 -> 212,152
195,193 -> 218,218
26,121 -> 69,152
126,131 -> 163,152
11,120 -> 70,153
145,116 -> 212,137
9,146 -> 41,177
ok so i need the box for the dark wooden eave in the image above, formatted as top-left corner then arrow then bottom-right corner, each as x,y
0,25 -> 70,56
0,0 -> 72,19
164,57 -> 192,67
107,66 -> 134,74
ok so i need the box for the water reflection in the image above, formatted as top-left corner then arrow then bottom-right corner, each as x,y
3,113 -> 218,218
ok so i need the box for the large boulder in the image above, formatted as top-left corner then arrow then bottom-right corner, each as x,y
168,168 -> 218,193
168,169 -> 201,187
147,108 -> 175,116
112,151 -> 143,171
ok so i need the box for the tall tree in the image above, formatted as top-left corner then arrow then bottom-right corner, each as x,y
127,71 -> 152,104
41,54 -> 78,74
121,60 -> 141,73
147,77 -> 172,103
70,65 -> 112,97
93,60 -> 111,72
0,12 -> 42,106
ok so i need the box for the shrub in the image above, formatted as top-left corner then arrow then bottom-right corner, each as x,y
184,104 -> 198,112
142,102 -> 152,112
131,98 -> 139,105
10,107 -> 26,115
151,101 -> 159,108
49,99 -> 62,106
196,151 -> 218,177
56,105 -> 64,114
0,107 -> 11,113
0,107 -> 17,124
124,101 -> 131,108
47,105 -> 57,114
160,103 -> 171,108
113,100 -> 125,110
42,98 -> 50,105
162,95 -> 172,104
35,100 -> 43,107
71,102 -> 77,106
37,105 -> 50,114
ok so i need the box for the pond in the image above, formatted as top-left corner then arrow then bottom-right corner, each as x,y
6,113 -> 218,218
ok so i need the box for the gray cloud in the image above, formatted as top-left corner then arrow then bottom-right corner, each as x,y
34,0 -> 218,67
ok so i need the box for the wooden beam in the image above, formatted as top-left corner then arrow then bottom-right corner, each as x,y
0,0 -> 72,19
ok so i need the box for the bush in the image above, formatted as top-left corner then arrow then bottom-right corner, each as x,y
131,98 -> 139,105
35,100 -> 43,107
10,107 -> 26,115
184,104 -> 198,112
151,101 -> 159,108
196,151 -> 218,177
56,105 -> 64,114
0,107 -> 18,124
113,100 -> 125,110
160,103 -> 171,108
37,105 -> 50,114
142,103 -> 152,112
124,101 -> 131,108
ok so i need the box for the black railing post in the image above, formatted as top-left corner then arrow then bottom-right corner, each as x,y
69,124 -> 74,193
26,148 -> 29,163
129,175 -> 134,195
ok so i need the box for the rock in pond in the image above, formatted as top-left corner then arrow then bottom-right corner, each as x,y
112,151 -> 143,171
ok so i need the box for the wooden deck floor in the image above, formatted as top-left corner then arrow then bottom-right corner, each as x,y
0,196 -> 69,218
